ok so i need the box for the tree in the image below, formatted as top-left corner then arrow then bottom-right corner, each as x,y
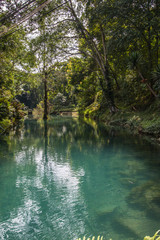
106,0 -> 160,86
66,57 -> 99,110
53,0 -> 118,113
128,51 -> 158,98
0,2 -> 38,128
1,0 -> 160,121
29,18 -> 66,118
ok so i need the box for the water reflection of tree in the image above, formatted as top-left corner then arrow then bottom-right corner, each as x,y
3,117 -> 160,171
1,118 -> 160,202
44,120 -> 48,162
1,118 -> 160,239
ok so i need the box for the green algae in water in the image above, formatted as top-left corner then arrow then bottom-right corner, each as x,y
0,118 -> 160,240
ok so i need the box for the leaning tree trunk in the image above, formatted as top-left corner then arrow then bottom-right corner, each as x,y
137,68 -> 158,98
67,0 -> 118,113
43,72 -> 48,120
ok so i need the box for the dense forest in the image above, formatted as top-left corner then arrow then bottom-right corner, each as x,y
0,0 -> 160,134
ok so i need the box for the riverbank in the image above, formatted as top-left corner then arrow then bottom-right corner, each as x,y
101,106 -> 160,143
86,100 -> 160,143
1,99 -> 160,144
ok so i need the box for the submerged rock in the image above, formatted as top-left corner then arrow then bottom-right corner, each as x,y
96,201 -> 160,240
96,205 -> 117,221
111,217 -> 140,239
126,181 -> 160,217
112,215 -> 159,239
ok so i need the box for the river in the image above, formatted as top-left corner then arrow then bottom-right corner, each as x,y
0,117 -> 160,240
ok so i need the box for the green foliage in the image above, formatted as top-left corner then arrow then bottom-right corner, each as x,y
76,236 -> 103,240
75,231 -> 160,240
52,92 -> 67,106
66,57 -> 99,111
152,65 -> 160,91
84,91 -> 102,118
152,65 -> 160,82
0,89 -> 25,134
0,90 -> 13,120
0,119 -> 11,134
32,101 -> 44,119
128,52 -> 143,71
144,230 -> 160,240
0,0 -> 160,121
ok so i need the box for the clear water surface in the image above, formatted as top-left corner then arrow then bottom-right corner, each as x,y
0,117 -> 160,240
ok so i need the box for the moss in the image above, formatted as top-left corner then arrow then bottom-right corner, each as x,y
84,101 -> 100,119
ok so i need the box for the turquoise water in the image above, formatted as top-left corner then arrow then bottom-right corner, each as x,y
0,117 -> 160,240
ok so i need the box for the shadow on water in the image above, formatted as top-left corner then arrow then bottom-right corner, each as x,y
0,117 -> 160,240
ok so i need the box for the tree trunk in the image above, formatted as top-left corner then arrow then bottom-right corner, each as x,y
104,67 -> 118,113
43,72 -> 48,120
98,67 -> 118,113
